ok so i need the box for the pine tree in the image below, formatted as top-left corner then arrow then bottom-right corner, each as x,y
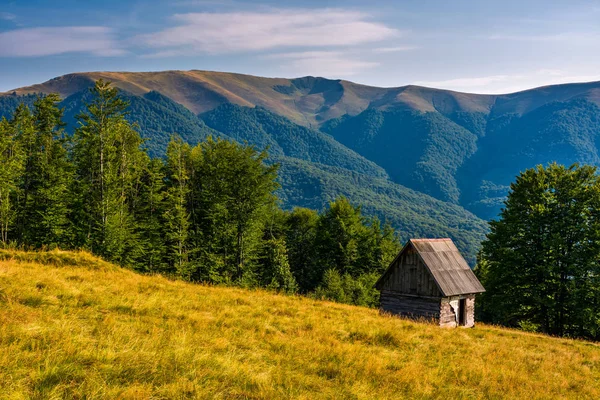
134,157 -> 168,272
16,94 -> 74,247
284,207 -> 319,292
10,104 -> 35,244
73,80 -> 146,264
163,136 -> 191,276
0,117 -> 24,244
189,138 -> 279,283
260,237 -> 298,293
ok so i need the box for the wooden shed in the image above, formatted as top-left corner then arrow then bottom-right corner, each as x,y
375,238 -> 485,328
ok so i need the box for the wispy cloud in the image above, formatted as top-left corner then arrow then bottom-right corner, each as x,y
136,9 -> 399,55
415,70 -> 600,94
372,46 -> 418,53
0,27 -> 125,57
0,12 -> 16,21
415,75 -> 518,90
489,32 -> 598,42
267,51 -> 379,77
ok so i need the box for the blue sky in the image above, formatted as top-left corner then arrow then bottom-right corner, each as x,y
1,0 -> 600,93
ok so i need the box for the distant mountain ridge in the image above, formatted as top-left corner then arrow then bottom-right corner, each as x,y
5,71 -> 600,126
5,70 -> 600,260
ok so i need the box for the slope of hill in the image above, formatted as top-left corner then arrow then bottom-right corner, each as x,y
201,103 -> 388,179
276,157 -> 486,263
1,251 -> 598,398
5,71 -> 600,222
0,88 -> 488,262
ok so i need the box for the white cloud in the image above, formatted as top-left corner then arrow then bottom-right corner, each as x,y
489,32 -> 598,42
373,46 -> 417,53
0,12 -> 16,21
415,75 -> 518,90
0,27 -> 125,57
414,70 -> 600,94
267,51 -> 379,77
137,9 -> 399,55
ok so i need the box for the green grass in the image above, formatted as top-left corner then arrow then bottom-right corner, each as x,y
1,251 -> 599,399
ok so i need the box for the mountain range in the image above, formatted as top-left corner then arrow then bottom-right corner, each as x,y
4,70 -> 600,261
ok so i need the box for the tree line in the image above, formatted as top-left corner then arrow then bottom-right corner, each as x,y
476,163 -> 600,340
0,80 -> 400,305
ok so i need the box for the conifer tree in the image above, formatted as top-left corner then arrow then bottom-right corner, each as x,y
284,207 -> 319,292
73,80 -> 146,264
189,138 -> 279,282
259,237 -> 298,293
0,117 -> 24,244
10,104 -> 35,244
17,94 -> 74,247
135,157 -> 168,272
163,136 -> 191,275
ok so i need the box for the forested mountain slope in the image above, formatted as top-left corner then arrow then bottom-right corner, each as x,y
5,70 -> 600,255
0,85 -> 487,262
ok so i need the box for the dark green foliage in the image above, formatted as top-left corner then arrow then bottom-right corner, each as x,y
1,90 -> 489,262
201,104 -> 388,179
276,157 -> 487,265
283,207 -> 320,292
187,138 -> 279,283
258,238 -> 298,293
134,158 -> 168,273
314,269 -> 381,307
0,116 -> 24,243
16,94 -> 74,248
314,198 -> 398,277
72,80 -> 147,265
163,137 -> 192,275
323,108 -> 478,204
477,163 -> 600,339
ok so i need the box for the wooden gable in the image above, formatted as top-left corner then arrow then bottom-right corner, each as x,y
376,238 -> 485,297
375,241 -> 443,298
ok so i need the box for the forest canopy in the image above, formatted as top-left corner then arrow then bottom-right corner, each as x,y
0,80 -> 401,306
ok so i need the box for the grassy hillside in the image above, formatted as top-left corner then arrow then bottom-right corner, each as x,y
1,251 -> 599,399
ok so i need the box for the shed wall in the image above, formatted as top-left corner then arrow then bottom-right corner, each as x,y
439,294 -> 476,328
379,247 -> 442,297
379,290 -> 440,320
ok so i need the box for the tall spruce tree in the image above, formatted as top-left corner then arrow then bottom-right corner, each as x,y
189,138 -> 279,283
163,136 -> 192,276
73,80 -> 146,264
0,117 -> 24,244
16,94 -> 73,247
11,104 -> 35,244
134,157 -> 168,272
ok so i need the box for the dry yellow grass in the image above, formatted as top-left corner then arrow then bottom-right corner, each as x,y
0,251 -> 599,399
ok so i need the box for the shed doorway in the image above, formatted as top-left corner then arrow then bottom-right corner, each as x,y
458,298 -> 467,326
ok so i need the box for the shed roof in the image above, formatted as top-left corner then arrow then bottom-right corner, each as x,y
376,238 -> 485,296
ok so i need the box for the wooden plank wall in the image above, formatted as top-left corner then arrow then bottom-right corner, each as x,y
379,290 -> 441,320
380,247 -> 441,297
